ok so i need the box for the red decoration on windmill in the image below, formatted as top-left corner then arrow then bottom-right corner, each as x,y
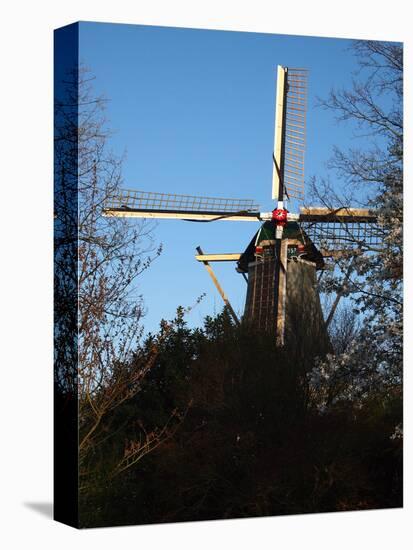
272,208 -> 288,225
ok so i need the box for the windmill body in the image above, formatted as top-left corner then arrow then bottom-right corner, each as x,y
104,66 -> 378,346
239,221 -> 324,337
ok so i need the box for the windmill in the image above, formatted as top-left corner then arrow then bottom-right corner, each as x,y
103,66 -> 379,347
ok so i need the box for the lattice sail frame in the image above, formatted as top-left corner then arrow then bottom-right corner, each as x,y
300,220 -> 383,252
105,189 -> 260,214
272,67 -> 308,202
283,68 -> 308,201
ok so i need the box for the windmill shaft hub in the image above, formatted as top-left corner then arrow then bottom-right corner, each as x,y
260,211 -> 299,222
272,208 -> 289,226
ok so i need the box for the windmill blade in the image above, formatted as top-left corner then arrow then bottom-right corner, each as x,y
103,189 -> 261,222
299,206 -> 382,249
272,67 -> 308,202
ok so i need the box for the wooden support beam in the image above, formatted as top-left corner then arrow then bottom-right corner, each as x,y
103,208 -> 260,222
276,239 -> 288,346
195,246 -> 240,326
272,65 -> 287,201
195,253 -> 241,262
300,206 -> 377,223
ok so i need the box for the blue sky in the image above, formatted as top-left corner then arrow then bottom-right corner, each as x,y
79,22 -> 374,334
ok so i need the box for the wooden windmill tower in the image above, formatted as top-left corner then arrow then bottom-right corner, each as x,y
103,66 -> 379,347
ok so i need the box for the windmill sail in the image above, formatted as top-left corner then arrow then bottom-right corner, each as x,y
298,206 -> 382,249
272,67 -> 308,202
103,189 -> 261,222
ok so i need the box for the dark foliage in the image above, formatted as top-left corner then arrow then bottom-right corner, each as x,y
79,308 -> 402,527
